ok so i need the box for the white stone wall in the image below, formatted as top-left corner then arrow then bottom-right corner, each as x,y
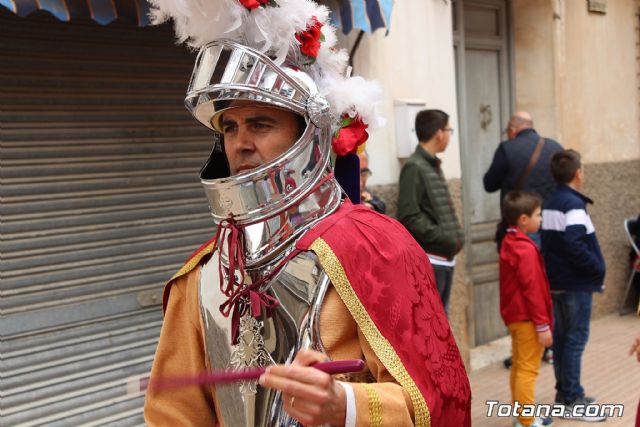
338,0 -> 462,184
512,0 -> 640,164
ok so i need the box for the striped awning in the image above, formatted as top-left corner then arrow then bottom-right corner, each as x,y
326,0 -> 393,34
0,0 -> 392,33
0,0 -> 152,26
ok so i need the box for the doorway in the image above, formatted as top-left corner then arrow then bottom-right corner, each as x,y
454,0 -> 512,346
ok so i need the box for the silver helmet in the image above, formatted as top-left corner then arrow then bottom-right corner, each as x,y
186,39 -> 336,224
149,0 -> 384,265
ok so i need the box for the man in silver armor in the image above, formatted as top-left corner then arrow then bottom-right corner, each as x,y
143,1 -> 471,426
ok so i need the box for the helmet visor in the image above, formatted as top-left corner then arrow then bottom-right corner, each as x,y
185,40 -> 310,130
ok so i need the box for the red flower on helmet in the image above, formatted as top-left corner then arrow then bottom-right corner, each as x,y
332,115 -> 369,156
295,18 -> 324,59
239,0 -> 271,10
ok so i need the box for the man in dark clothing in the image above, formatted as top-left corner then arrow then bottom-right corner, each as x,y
397,109 -> 464,315
483,111 -> 564,207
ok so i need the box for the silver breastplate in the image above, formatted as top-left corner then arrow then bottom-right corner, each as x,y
199,247 -> 330,427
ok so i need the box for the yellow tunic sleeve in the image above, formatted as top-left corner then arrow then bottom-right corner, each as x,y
144,269 -> 217,427
320,287 -> 415,427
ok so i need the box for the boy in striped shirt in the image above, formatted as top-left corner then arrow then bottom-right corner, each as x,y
541,149 -> 606,422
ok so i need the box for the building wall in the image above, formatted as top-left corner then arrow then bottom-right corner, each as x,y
512,0 -> 640,161
583,160 -> 640,316
512,0 -> 640,318
558,0 -> 640,163
342,0 -> 461,183
510,0 -> 558,135
446,179 -> 471,366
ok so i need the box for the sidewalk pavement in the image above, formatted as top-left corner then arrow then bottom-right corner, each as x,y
469,313 -> 640,426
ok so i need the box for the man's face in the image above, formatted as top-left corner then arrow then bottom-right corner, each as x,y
436,122 -> 452,153
358,152 -> 369,193
220,105 -> 302,175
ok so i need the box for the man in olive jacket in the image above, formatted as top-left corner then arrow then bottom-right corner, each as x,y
398,109 -> 464,314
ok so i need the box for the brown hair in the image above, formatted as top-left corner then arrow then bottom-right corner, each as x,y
502,191 -> 543,226
551,149 -> 581,184
415,109 -> 449,142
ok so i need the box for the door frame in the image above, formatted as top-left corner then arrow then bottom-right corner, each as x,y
453,0 -> 514,347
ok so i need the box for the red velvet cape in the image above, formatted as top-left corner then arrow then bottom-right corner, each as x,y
297,201 -> 471,427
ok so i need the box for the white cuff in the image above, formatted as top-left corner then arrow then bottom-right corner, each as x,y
337,381 -> 356,427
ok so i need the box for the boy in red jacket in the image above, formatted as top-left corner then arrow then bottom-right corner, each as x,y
499,191 -> 554,427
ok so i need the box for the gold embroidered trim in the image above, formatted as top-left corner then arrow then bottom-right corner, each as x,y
309,238 -> 431,427
170,241 -> 216,282
363,384 -> 382,427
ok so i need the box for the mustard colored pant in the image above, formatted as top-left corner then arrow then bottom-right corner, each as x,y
509,321 -> 544,427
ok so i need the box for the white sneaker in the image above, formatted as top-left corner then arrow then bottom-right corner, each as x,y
514,416 -> 554,427
560,398 -> 606,422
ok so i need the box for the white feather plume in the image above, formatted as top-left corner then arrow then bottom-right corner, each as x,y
246,0 -> 324,62
312,23 -> 349,77
324,76 -> 386,129
149,0 -> 386,130
148,0 -> 246,48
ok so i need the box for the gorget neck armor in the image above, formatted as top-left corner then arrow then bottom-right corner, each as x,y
199,249 -> 331,427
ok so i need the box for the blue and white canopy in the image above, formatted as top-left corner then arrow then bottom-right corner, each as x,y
1,0 -> 393,33
0,0 -> 151,26
327,0 -> 393,34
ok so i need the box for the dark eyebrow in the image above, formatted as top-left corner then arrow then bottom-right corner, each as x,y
220,114 -> 278,129
220,116 -> 237,129
244,115 -> 279,125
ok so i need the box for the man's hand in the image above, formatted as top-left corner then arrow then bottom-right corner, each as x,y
629,334 -> 640,362
259,349 -> 346,426
537,329 -> 552,348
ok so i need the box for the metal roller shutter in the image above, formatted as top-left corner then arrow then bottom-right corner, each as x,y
1,10 -> 215,426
